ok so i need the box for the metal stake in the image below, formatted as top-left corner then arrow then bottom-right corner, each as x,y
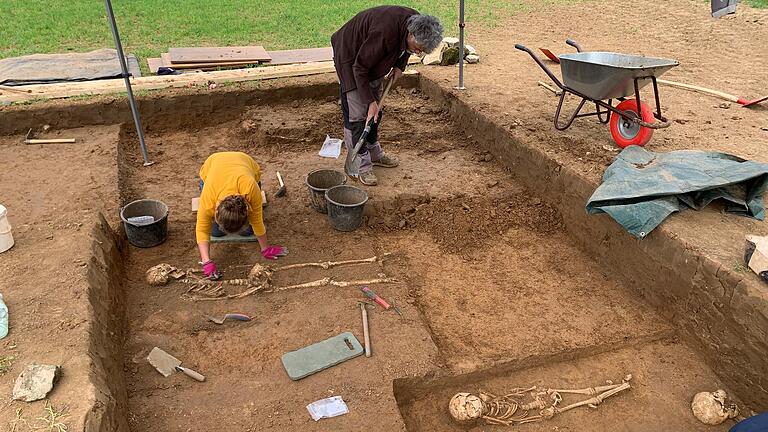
104,0 -> 153,166
457,0 -> 466,90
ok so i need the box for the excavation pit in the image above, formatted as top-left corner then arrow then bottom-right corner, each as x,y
0,72 -> 763,431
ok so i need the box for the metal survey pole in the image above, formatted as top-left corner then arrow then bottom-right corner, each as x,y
104,0 -> 153,166
457,0 -> 466,90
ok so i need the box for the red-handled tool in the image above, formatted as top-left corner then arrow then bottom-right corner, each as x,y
361,286 -> 391,310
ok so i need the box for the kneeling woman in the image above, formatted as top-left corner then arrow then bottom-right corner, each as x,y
196,152 -> 287,280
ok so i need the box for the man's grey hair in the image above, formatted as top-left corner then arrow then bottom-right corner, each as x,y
406,14 -> 444,53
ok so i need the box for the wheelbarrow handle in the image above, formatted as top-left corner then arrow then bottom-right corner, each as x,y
514,42 -> 564,90
566,39 -> 583,52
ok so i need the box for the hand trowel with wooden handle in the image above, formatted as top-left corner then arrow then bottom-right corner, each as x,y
147,347 -> 206,382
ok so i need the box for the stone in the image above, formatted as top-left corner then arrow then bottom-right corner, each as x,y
465,54 -> 480,64
422,42 -> 447,65
465,44 -> 477,55
442,37 -> 460,48
441,47 -> 461,66
13,364 -> 61,402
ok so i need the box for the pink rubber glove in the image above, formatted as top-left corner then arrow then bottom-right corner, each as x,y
202,260 -> 221,280
261,245 -> 289,260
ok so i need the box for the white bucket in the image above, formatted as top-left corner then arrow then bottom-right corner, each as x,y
0,204 -> 14,253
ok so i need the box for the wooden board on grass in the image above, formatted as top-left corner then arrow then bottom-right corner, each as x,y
161,53 -> 253,70
169,46 -> 271,64
147,57 -> 163,74
265,47 -> 334,66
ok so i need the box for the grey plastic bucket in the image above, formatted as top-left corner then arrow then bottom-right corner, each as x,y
120,199 -> 169,248
305,169 -> 347,213
325,185 -> 368,232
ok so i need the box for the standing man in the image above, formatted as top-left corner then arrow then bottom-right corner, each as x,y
332,6 -> 443,186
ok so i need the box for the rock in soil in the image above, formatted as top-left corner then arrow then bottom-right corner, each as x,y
12,364 -> 61,402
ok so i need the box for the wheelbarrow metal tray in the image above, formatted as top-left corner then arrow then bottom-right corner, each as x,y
559,52 -> 679,100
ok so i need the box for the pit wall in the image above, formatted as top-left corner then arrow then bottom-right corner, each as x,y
84,215 -> 129,432
0,75 -> 419,136
416,78 -> 768,409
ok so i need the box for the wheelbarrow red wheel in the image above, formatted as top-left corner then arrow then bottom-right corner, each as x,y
609,99 -> 654,148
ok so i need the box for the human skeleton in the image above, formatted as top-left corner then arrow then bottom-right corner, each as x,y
146,254 -> 396,301
448,374 -> 632,426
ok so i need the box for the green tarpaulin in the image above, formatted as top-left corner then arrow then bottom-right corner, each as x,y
586,146 -> 768,239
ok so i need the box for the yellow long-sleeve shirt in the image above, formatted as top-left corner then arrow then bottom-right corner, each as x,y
196,152 -> 265,243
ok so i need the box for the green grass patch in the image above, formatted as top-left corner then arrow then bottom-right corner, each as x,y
0,0 -> 536,64
745,0 -> 768,7
1,0 -> 596,77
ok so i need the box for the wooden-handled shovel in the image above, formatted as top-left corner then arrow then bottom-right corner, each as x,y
344,78 -> 395,178
657,79 -> 768,107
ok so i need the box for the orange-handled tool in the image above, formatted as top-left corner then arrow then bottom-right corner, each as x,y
361,286 -> 390,310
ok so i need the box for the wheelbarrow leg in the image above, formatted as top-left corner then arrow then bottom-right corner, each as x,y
596,100 -> 612,124
633,79 -> 643,117
651,77 -> 665,121
554,91 -> 587,130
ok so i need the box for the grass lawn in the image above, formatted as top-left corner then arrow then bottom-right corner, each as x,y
0,0 -> 537,68
0,0 -> 764,72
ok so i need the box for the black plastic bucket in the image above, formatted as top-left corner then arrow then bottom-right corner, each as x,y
325,185 -> 368,232
305,169 -> 347,213
120,199 -> 169,248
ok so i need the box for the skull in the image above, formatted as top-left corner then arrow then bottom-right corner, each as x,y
691,390 -> 739,425
146,263 -> 176,286
448,393 -> 485,423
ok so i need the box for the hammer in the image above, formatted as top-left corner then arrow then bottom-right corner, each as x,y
25,128 -> 76,145
274,172 -> 287,197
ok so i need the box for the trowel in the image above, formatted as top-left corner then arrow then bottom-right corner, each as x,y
147,347 -> 205,382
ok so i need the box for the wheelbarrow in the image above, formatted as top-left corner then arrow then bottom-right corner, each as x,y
516,39 -> 679,147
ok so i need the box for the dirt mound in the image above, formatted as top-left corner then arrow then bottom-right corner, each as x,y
237,99 -> 340,154
371,192 -> 564,254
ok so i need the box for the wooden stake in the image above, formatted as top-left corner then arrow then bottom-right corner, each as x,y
24,138 -> 76,145
360,303 -> 371,357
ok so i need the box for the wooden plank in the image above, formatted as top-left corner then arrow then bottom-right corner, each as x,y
0,61 -> 421,103
161,52 -> 253,70
169,46 -> 271,64
264,49 -> 421,67
147,57 -> 163,74
2,62 -> 335,102
265,47 -> 334,66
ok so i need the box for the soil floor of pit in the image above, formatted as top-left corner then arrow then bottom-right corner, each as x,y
118,92 -> 740,431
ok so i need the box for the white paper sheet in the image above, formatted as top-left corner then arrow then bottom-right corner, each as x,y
307,396 -> 349,421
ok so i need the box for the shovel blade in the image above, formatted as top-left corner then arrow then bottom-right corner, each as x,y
147,347 -> 181,377
539,48 -> 560,63
345,153 -> 362,178
740,95 -> 768,107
